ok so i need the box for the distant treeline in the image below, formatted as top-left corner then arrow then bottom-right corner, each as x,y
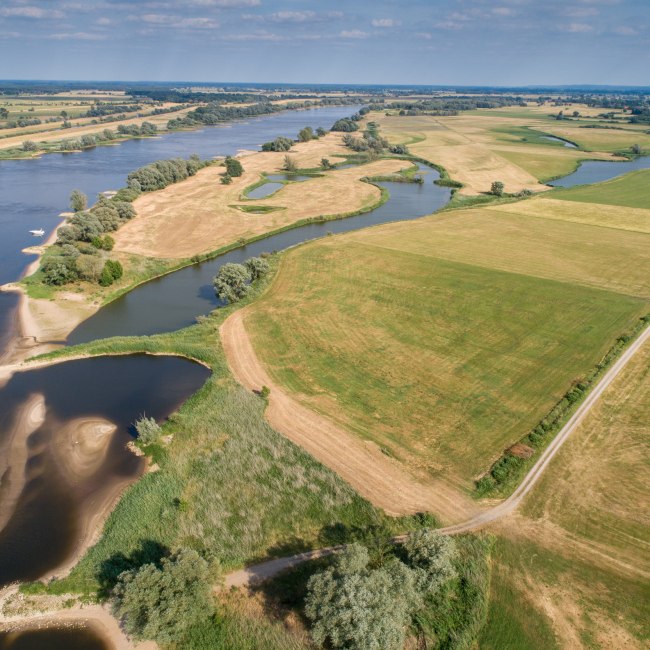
166,97 -> 363,130
84,102 -> 142,118
386,96 -> 521,116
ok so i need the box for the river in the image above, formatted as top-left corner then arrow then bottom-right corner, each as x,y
0,106 -> 648,647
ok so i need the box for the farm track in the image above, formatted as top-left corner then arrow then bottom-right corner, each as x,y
222,312 -> 650,588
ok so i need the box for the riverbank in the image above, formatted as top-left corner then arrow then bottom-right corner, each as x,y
0,585 -> 156,650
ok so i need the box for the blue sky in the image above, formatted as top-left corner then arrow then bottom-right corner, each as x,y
0,0 -> 648,85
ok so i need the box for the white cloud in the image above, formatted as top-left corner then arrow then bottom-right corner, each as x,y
0,6 -> 64,19
613,25 -> 637,35
563,7 -> 599,17
243,10 -> 343,24
48,31 -> 107,40
340,29 -> 368,39
96,17 -> 112,25
562,22 -> 594,32
416,32 -> 432,39
434,20 -> 464,30
139,13 -> 219,28
188,0 -> 260,6
371,18 -> 399,28
492,7 -> 515,16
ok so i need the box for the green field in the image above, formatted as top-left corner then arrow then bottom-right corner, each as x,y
482,338 -> 650,648
245,218 -> 648,488
551,169 -> 650,209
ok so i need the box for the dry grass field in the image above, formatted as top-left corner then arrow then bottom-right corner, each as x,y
243,202 -> 649,501
113,134 -> 405,259
374,110 -> 619,193
481,336 -> 650,649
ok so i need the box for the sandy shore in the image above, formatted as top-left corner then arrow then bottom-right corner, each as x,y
0,586 -> 156,650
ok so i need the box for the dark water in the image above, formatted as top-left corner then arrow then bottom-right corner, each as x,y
0,355 -> 209,586
549,155 -> 650,187
0,626 -> 108,650
246,181 -> 284,199
69,164 -> 451,344
541,135 -> 577,148
266,173 -> 317,182
0,105 -> 360,353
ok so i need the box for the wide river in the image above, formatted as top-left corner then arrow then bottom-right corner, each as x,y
0,107 -> 648,646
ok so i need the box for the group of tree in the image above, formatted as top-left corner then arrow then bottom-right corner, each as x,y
221,155 -> 243,184
331,116 -> 361,132
40,190 -> 131,286
297,125 -> 327,142
341,128 -> 409,158
305,530 -> 457,650
126,154 -> 208,192
213,256 -> 270,303
2,116 -> 41,130
84,102 -> 142,118
117,121 -> 158,137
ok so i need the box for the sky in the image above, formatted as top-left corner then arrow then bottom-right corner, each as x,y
0,0 -> 648,86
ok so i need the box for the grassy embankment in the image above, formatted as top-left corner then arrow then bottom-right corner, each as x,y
481,335 -> 650,649
243,174 -> 650,507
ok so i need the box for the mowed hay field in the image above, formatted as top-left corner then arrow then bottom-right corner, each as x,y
481,336 -> 650,649
114,135 -> 406,259
244,195 -> 649,492
373,110 -> 619,193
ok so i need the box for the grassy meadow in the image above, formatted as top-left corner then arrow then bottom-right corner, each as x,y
550,168 -> 650,209
244,201 -> 649,493
482,336 -> 650,649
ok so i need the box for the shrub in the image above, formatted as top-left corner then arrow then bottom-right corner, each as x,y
225,156 -> 243,177
321,158 -> 332,170
76,254 -> 104,282
261,136 -> 293,152
112,548 -> 212,644
298,126 -> 314,142
244,256 -> 270,281
283,155 -> 297,172
213,263 -> 251,303
22,140 -> 38,152
331,118 -> 360,132
220,174 -> 232,185
70,189 -> 87,212
316,127 -> 327,137
403,530 -> 457,596
490,180 -> 505,196
134,415 -> 162,445
41,257 -> 78,285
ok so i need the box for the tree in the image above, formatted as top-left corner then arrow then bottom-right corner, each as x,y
261,136 -> 293,152
70,189 -> 88,213
134,415 -> 162,445
632,143 -> 642,155
245,256 -> 270,281
213,262 -> 251,303
22,140 -> 38,152
220,174 -> 232,185
316,127 -> 327,137
305,545 -> 414,650
403,529 -> 456,596
298,126 -> 314,142
112,548 -> 212,644
0,107 -> 8,120
225,156 -> 243,177
331,118 -> 360,132
321,158 -> 332,170
75,254 -> 104,282
283,155 -> 297,173
490,180 -> 505,196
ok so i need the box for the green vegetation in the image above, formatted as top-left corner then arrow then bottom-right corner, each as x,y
225,156 -> 243,178
246,232 -> 647,487
331,117 -> 360,132
127,155 -> 208,192
550,169 -> 650,209
134,415 -> 163,446
70,189 -> 87,212
283,154 -> 298,172
490,180 -> 504,196
112,548 -> 213,644
261,136 -> 293,152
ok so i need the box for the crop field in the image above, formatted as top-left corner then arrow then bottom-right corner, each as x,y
374,111 -> 618,192
481,336 -> 650,649
550,168 -> 650,209
114,136 -> 404,259
244,207 -> 649,496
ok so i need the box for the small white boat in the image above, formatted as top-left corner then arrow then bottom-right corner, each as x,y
29,229 -> 45,237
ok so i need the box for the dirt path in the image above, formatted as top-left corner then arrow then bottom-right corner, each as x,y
222,312 -> 650,588
220,309 -> 482,523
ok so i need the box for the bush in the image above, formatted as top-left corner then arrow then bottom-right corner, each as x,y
298,126 -> 314,142
321,158 -> 332,170
112,548 -> 212,644
99,259 -> 123,286
42,257 -> 77,285
331,118 -> 360,132
261,136 -> 293,152
403,530 -> 456,595
22,140 -> 38,152
70,189 -> 87,212
220,174 -> 232,185
76,254 -> 104,282
490,180 -> 505,196
244,256 -> 270,281
225,156 -> 243,177
134,415 -> 162,445
213,263 -> 251,303
283,155 -> 297,172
